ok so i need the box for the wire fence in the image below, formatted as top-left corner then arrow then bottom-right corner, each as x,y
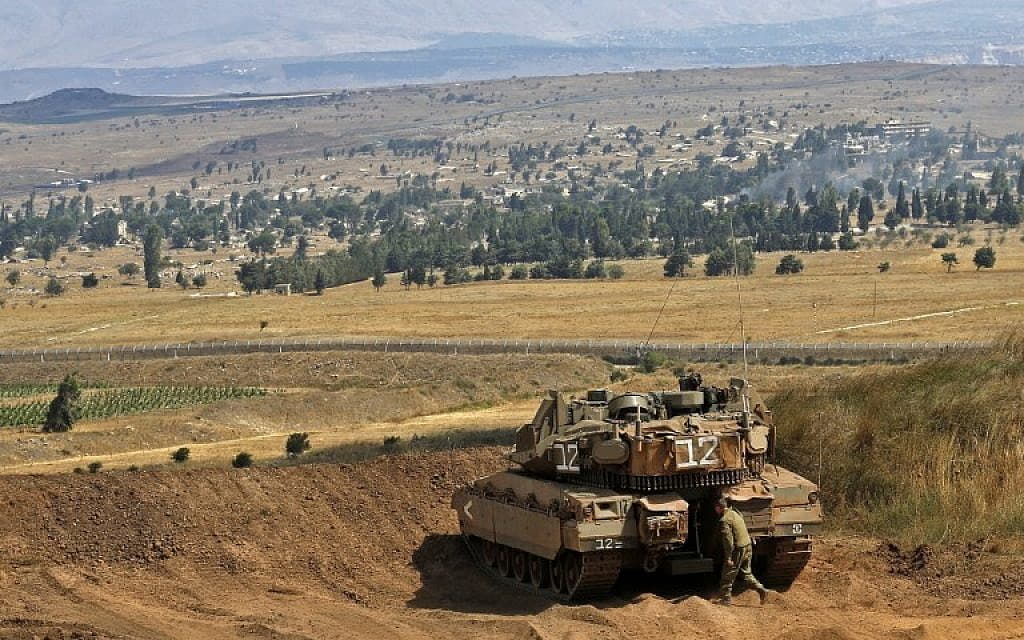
0,336 -> 989,364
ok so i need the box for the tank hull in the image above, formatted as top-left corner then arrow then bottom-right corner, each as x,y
452,466 -> 822,600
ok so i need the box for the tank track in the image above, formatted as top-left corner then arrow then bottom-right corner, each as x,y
574,468 -> 748,492
461,533 -> 621,602
753,537 -> 812,588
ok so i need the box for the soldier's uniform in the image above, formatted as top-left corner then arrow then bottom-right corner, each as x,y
717,506 -> 767,605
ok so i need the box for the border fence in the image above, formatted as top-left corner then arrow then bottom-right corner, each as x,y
0,336 -> 987,364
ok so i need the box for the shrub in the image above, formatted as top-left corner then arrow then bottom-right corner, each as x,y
81,273 -> 99,288
44,278 -> 64,297
509,265 -> 529,280
382,435 -> 402,451
931,234 -> 949,249
232,452 -> 254,468
610,368 -> 630,383
87,461 -> 102,473
637,351 -> 670,373
285,432 -> 311,458
973,246 -> 996,270
584,260 -> 607,279
878,261 -> 891,273
171,447 -> 191,463
837,232 -> 858,250
607,264 -> 625,279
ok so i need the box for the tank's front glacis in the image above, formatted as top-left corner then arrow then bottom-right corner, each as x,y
510,377 -> 772,493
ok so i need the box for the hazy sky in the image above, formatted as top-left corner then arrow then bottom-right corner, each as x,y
0,0 -> 939,69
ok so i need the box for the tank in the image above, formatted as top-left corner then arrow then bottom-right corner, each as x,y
451,373 -> 823,600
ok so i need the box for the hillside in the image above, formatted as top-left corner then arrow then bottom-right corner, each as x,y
772,334 -> 1024,543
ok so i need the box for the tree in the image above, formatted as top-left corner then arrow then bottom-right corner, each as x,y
248,229 -> 277,256
118,263 -> 139,279
81,273 -> 99,288
911,188 -> 924,220
36,236 -> 56,265
5,270 -> 19,286
171,447 -> 191,463
231,452 -> 254,468
931,234 -> 950,249
285,432 -> 311,458
509,265 -> 529,280
175,270 -> 188,289
44,277 -> 64,296
705,244 -> 755,277
941,252 -> 958,272
607,264 -> 626,280
584,260 -> 607,279
372,269 -> 387,292
837,232 -> 858,251
663,249 -> 693,277
314,269 -> 326,295
143,225 -> 163,288
43,374 -> 81,433
894,182 -> 909,220
295,235 -> 310,260
775,254 -> 804,275
237,260 -> 266,294
857,195 -> 875,231
973,247 -> 996,270
704,248 -> 732,276
883,208 -> 900,231
192,273 -> 207,289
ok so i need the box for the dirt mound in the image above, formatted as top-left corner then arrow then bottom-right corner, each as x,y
0,449 -> 1021,640
0,449 -> 507,604
880,540 -> 1024,600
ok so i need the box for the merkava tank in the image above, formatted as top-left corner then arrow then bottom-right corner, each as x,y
451,373 -> 823,600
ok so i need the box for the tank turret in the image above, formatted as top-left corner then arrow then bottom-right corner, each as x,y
509,377 -> 773,490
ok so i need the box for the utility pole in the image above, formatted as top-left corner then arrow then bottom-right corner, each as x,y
873,279 -> 878,319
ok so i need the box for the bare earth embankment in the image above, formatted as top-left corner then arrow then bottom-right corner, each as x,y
0,448 -> 1021,640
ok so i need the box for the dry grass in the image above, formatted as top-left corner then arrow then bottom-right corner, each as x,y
3,233 -> 1023,348
772,332 -> 1024,543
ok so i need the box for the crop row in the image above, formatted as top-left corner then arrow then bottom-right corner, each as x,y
0,382 -> 110,399
0,386 -> 267,427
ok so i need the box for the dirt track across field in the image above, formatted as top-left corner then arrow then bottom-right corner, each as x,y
0,448 -> 1021,640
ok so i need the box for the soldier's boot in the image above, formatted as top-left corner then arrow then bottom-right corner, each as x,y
715,595 -> 732,606
757,586 -> 769,605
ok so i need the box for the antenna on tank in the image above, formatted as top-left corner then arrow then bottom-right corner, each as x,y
728,211 -> 749,379
728,209 -> 752,429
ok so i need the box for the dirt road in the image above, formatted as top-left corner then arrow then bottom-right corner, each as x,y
0,448 -> 1020,640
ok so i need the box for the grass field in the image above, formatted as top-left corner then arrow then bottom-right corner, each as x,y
3,229 -> 1022,348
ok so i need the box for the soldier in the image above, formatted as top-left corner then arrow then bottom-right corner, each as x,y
714,497 -> 768,606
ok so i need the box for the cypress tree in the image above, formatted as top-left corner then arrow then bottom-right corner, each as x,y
44,374 -> 81,433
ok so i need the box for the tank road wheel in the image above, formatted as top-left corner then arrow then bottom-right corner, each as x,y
549,555 -> 567,594
562,552 -> 583,595
529,556 -> 550,589
512,551 -> 529,583
481,540 -> 498,568
497,545 -> 512,577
